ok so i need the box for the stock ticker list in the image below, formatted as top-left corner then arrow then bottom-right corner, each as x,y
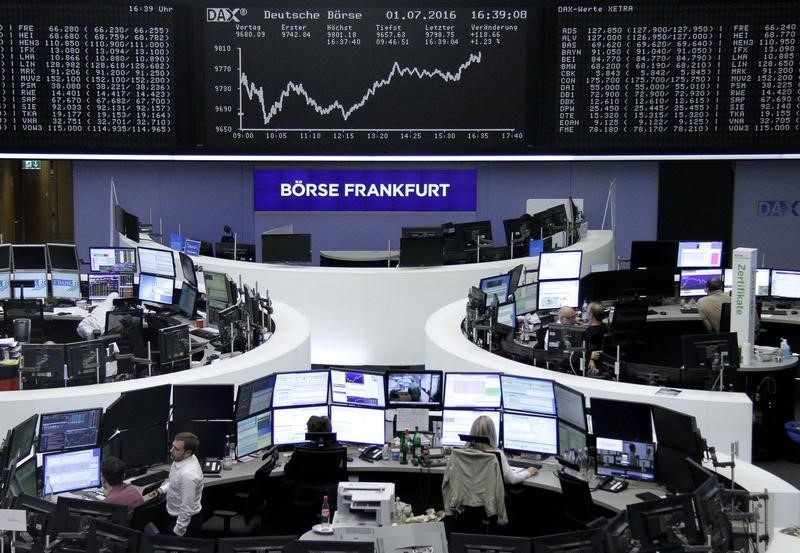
554,2 -> 800,152
203,5 -> 531,153
0,4 -> 177,150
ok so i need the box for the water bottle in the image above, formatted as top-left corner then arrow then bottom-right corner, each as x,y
581,299 -> 589,323
399,433 -> 408,464
412,426 -> 422,458
577,448 -> 588,480
320,495 -> 331,528
222,435 -> 233,469
44,476 -> 54,501
381,442 -> 391,461
780,338 -> 791,360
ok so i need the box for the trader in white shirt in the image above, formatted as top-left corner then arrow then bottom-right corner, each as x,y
149,432 -> 204,536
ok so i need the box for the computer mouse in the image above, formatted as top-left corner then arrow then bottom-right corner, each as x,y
792,311 -> 798,315
660,311 -> 667,315
57,312 -> 69,316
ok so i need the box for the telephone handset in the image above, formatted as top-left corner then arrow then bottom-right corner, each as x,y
360,445 -> 384,461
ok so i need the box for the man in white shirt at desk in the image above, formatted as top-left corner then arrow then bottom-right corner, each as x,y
149,432 -> 204,536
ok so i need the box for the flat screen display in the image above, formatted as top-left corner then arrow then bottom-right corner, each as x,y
138,273 -> 174,305
514,282 -> 538,315
273,405 -> 329,446
47,244 -> 79,271
43,447 -> 102,494
501,375 -> 556,415
554,383 -> 586,431
441,409 -> 500,447
679,269 -> 723,297
272,371 -> 329,408
724,268 -> 770,296
329,405 -> 385,445
11,271 -> 47,299
88,273 -> 135,300
677,241 -> 723,268
38,408 -> 102,453
590,398 -> 653,443
51,271 -> 81,300
596,437 -> 656,482
537,279 -> 580,310
770,269 -> 800,299
444,372 -> 501,409
386,371 -> 443,409
178,283 -> 197,318
204,271 -> 231,303
137,247 -> 175,277
0,244 -> 10,270
89,247 -> 137,273
558,420 -> 587,456
235,375 -> 275,420
329,369 -> 385,407
496,302 -> 516,331
178,252 -> 197,288
236,411 -> 272,458
172,384 -> 234,421
12,245 -> 47,270
480,273 -> 511,306
0,270 -> 10,300
538,251 -> 583,280
502,412 -> 558,455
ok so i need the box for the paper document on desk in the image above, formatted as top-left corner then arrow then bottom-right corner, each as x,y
396,409 -> 429,434
0,509 -> 27,531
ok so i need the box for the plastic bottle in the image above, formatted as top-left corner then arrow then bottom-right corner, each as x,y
382,442 -> 391,461
228,435 -> 237,465
581,299 -> 589,323
412,426 -> 422,458
320,495 -> 331,527
44,476 -> 53,500
222,435 -> 233,469
576,448 -> 588,480
780,338 -> 791,360
399,433 -> 409,464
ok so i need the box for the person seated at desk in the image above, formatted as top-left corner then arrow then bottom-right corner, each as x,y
557,305 -> 580,325
284,415 -> 344,478
584,302 -> 609,376
468,415 -> 538,484
102,456 -> 144,521
697,277 -> 730,333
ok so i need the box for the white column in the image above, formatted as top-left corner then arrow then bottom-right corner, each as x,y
730,247 -> 757,347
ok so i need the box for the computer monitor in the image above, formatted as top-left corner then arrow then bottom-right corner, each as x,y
272,370 -> 330,408
20,344 -> 65,388
538,251 -> 583,281
235,375 -> 275,420
623,361 -> 683,388
399,236 -> 444,267
503,215 -> 542,247
140,534 -> 215,553
11,271 -> 48,299
178,282 -> 198,318
158,324 -> 190,372
386,370 -> 443,409
204,270 -> 231,303
449,533 -> 531,553
236,411 -> 272,459
11,245 -> 47,271
537,279 -> 580,310
480,273 -> 512,306
501,375 -> 556,415
169,420 -> 232,459
441,409 -> 500,447
681,332 -> 739,370
87,519 -> 142,553
217,536 -> 301,553
329,405 -> 385,445
595,437 -> 656,481
589,398 -> 653,442
52,496 -> 127,533
401,226 -> 443,239
117,384 -> 172,430
495,302 -> 516,335
545,323 -> 586,352
65,339 -> 107,384
627,494 -> 701,551
47,244 -> 79,271
87,273 -> 132,300
677,241 -> 723,268
13,494 -> 55,539
602,511 -> 636,553
184,239 -> 202,257
38,408 -> 102,453
770,269 -> 800,299
89,247 -> 137,273
50,270 -> 81,300
557,420 -> 587,456
679,268 -> 723,297
0,244 -> 10,270
117,424 -> 168,470
137,247 -> 175,277
43,447 -> 102,494
444,372 -> 501,409
122,210 -> 140,243
692,473 -> 733,553
273,405 -> 329,446
453,220 -> 492,250
329,369 -> 386,407
553,383 -> 586,431
532,528 -> 603,553
502,412 -> 558,455
513,283 -> 538,316
0,270 -> 10,300
6,415 -> 38,468
5,455 -> 38,502
178,251 -> 197,288
138,273 -> 175,305
172,384 -> 235,421
629,240 -> 678,270
216,241 -> 257,262
651,405 -> 703,458
723,267 -> 770,296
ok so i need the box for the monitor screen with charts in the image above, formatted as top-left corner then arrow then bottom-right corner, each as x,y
88,273 -> 135,300
329,369 -> 385,407
501,375 -> 556,415
235,375 -> 275,420
514,282 -> 538,315
236,411 -> 272,459
770,269 -> 800,299
441,410 -> 500,447
596,437 -> 656,481
538,251 -> 583,280
502,412 -> 558,455
537,279 -> 580,310
137,247 -> 175,277
329,405 -> 385,445
679,269 -> 723,297
554,383 -> 586,431
444,372 -> 501,409
677,241 -> 723,268
38,408 -> 102,453
89,247 -> 137,273
724,267 -> 770,296
272,371 -> 330,408
272,405 -> 329,446
43,447 -> 102,494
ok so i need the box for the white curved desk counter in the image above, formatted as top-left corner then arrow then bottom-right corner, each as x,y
0,300 -> 310,438
170,231 -> 613,366
425,299 -> 754,462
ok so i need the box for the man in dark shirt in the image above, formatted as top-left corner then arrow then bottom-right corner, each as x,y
583,302 -> 609,376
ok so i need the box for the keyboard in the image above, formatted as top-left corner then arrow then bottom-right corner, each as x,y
647,309 -> 658,315
190,328 -> 219,341
766,310 -> 787,316
679,308 -> 699,314
130,470 -> 169,487
508,458 -> 543,470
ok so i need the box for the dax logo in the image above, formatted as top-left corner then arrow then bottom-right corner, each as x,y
758,200 -> 799,217
206,7 -> 246,22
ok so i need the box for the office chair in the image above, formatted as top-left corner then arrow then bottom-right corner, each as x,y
130,495 -> 166,533
2,299 -> 45,343
719,302 -> 731,333
283,443 -> 348,533
554,470 -> 599,530
608,295 -> 649,360
442,448 -> 507,534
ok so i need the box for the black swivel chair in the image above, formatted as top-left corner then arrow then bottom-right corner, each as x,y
2,299 -> 45,343
554,470 -> 600,530
283,443 -> 348,533
719,302 -> 731,333
608,294 -> 649,361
